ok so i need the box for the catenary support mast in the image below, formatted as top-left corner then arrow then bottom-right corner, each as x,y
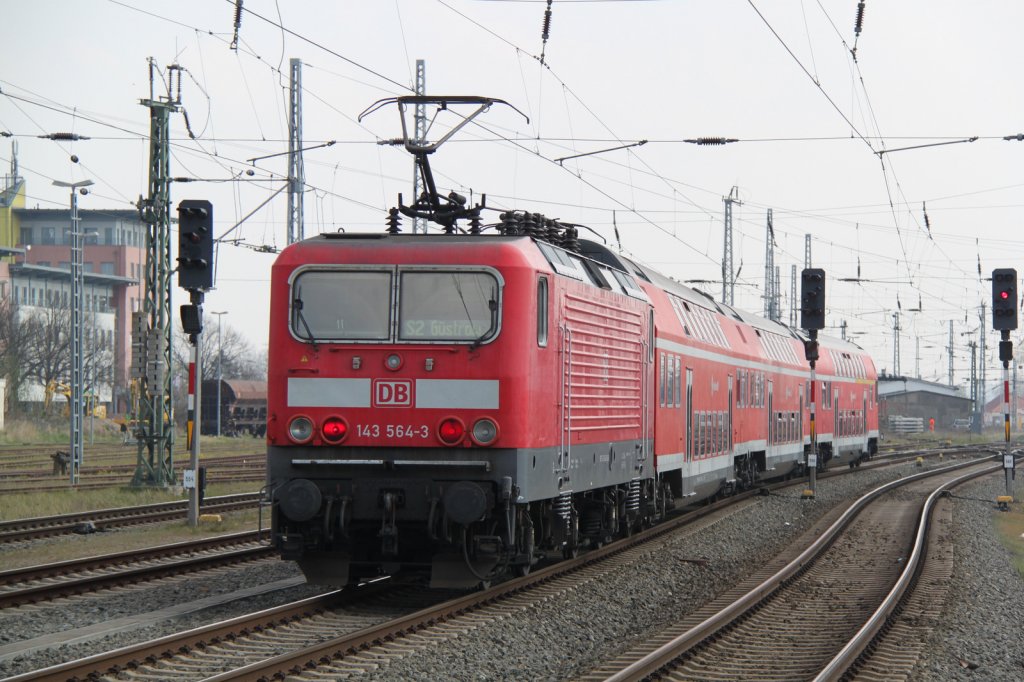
288,58 -> 304,244
722,186 -> 739,305
132,59 -> 178,487
412,60 -> 428,234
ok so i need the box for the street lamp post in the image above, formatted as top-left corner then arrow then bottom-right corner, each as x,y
53,178 -> 94,486
212,311 -> 227,436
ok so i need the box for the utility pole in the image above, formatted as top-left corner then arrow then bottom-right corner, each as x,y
979,303 -> 987,421
287,58 -> 304,245
212,311 -> 228,436
53,177 -> 93,486
412,59 -> 428,234
764,209 -> 774,319
773,265 -> 781,322
804,233 -> 812,269
892,311 -> 901,376
948,321 -> 955,386
722,186 -> 740,306
790,264 -> 798,327
132,59 -> 178,488
969,340 -> 978,412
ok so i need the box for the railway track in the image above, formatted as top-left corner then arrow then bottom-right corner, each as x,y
0,531 -> 271,608
582,457 -> 999,681
11,467 -> 845,681
7,452 -> 1005,681
0,454 -> 265,494
0,492 -> 261,544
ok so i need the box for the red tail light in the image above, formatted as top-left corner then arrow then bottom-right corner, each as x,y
321,417 -> 348,443
438,417 -> 465,445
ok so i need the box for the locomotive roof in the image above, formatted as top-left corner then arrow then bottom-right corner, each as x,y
306,232 -> 532,245
293,231 -> 868,357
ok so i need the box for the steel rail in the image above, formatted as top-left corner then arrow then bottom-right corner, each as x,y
601,456 -> 1000,682
813,462 -> 1006,681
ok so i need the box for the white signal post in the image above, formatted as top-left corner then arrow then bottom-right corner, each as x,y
999,333 -> 1014,510
805,333 -> 818,500
187,327 -> 203,526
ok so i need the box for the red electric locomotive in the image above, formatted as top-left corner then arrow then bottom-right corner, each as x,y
266,97 -> 879,588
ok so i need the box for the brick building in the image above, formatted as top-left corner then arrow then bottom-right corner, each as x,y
0,150 -> 144,414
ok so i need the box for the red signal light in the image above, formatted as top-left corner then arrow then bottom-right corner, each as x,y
438,418 -> 465,445
1001,290 -> 1011,300
321,417 -> 348,443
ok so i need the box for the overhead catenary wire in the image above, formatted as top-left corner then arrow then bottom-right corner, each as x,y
5,2 -> 1005,364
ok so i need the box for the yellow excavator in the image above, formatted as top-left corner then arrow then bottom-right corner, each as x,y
44,380 -> 106,419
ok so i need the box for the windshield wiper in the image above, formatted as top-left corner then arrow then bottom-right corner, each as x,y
292,295 -> 320,353
469,298 -> 498,351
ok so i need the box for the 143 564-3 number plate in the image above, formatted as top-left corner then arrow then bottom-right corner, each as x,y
356,424 -> 429,439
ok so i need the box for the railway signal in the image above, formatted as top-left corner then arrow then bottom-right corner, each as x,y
991,268 -> 1017,331
991,268 -> 1018,509
176,198 -> 215,527
177,199 -> 215,291
800,268 -> 826,331
800,268 -> 826,501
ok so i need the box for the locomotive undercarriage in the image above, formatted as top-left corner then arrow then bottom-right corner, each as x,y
269,443 -> 661,588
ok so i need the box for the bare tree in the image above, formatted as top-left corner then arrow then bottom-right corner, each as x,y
0,296 -> 34,414
21,305 -> 71,413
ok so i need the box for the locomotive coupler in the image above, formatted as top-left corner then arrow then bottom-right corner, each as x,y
379,492 -> 399,556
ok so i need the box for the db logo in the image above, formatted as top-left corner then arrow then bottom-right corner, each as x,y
372,379 -> 413,407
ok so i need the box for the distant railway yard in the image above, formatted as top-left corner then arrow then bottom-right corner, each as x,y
0,440 -> 1020,680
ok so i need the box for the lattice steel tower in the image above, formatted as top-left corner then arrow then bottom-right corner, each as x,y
948,320 -> 955,386
763,209 -> 775,320
288,58 -> 305,244
790,264 -> 798,327
412,60 -> 428,234
892,311 -> 901,376
722,186 -> 740,305
132,60 -> 178,487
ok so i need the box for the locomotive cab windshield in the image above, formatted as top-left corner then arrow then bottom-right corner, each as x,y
289,266 -> 502,344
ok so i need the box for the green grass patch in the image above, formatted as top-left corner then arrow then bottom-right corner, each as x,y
0,509 -> 264,571
0,480 -> 261,521
994,502 -> 1024,580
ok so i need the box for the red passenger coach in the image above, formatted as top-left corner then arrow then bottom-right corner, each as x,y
265,95 -> 879,588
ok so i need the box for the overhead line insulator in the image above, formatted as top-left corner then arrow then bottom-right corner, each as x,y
854,1 -> 866,37
231,0 -> 244,51
39,132 -> 90,141
539,0 -> 553,66
684,137 -> 738,146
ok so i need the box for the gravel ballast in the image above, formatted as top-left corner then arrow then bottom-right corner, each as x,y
1,457 -> 1021,680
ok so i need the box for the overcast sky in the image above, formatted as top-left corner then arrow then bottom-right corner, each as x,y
2,1 -> 1022,389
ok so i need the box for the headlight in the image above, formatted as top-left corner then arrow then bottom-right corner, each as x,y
471,418 -> 499,446
288,416 -> 314,444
